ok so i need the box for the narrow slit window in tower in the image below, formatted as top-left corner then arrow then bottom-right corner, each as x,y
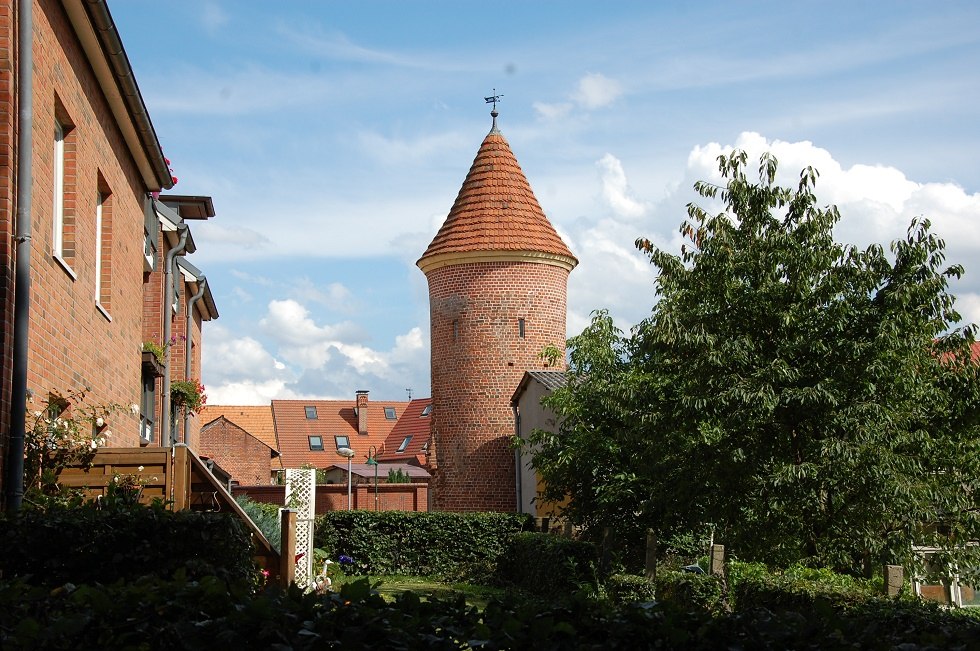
518,318 -> 526,338
453,319 -> 459,341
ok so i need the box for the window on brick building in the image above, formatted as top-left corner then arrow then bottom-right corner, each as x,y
335,435 -> 350,450
453,319 -> 458,340
518,318 -> 526,338
308,435 -> 324,451
140,372 -> 155,443
397,435 -> 413,453
384,407 -> 396,420
305,406 -> 317,419
420,404 -> 432,417
95,184 -> 113,318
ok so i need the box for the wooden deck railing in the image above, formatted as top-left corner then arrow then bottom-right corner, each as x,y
56,445 -> 288,585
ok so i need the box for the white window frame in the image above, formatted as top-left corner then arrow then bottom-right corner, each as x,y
94,192 -> 103,302
52,121 -> 65,259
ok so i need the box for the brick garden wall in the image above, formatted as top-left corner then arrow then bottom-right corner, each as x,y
233,483 -> 429,513
426,259 -> 568,512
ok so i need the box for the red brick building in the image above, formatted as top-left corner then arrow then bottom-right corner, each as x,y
0,0 -> 217,506
198,416 -> 279,486
418,109 -> 577,512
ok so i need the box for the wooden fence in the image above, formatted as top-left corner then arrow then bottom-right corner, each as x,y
57,446 -> 289,585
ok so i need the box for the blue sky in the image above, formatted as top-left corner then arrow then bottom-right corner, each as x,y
112,1 -> 980,405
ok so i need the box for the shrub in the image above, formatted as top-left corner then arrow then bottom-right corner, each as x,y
654,569 -> 725,613
0,505 -> 255,586
314,510 -> 530,580
494,531 -> 598,598
235,495 -> 282,552
729,561 -> 880,613
606,573 -> 657,605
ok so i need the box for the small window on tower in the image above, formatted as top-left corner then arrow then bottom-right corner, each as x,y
518,318 -> 526,338
453,319 -> 459,341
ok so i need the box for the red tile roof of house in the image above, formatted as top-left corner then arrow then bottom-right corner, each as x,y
418,125 -> 577,269
272,398 -> 410,468
201,405 -> 281,471
378,398 -> 432,465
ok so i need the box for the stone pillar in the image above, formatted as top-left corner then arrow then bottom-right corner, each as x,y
885,565 -> 904,596
710,544 -> 725,576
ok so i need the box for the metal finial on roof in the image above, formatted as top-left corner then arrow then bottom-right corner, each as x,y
484,89 -> 503,133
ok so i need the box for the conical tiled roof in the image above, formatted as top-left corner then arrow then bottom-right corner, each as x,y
418,120 -> 577,274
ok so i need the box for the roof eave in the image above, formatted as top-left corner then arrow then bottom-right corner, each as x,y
418,250 -> 578,275
65,1 -> 173,190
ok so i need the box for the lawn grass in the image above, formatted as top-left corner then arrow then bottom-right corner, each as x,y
334,574 -> 506,609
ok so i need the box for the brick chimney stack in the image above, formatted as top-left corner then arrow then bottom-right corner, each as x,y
356,390 -> 369,436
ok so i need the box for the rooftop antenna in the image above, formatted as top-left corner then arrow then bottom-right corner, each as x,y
405,388 -> 413,400
484,89 -> 503,132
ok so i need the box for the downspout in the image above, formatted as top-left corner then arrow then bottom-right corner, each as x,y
513,404 -> 522,514
183,275 -> 206,447
160,222 -> 188,446
5,0 -> 32,513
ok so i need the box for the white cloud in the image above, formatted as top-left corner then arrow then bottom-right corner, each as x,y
533,101 -> 573,121
200,3 -> 229,32
597,154 -> 647,219
573,73 -> 622,109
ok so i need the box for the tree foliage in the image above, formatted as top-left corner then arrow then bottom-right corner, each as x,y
530,151 -> 980,578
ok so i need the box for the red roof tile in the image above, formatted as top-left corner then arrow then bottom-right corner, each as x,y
378,398 -> 432,465
272,399 -> 410,469
418,127 -> 577,267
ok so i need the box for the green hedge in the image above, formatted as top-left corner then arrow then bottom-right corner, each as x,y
3,576 -> 979,650
606,573 -> 657,604
494,531 -> 598,598
0,506 -> 255,586
729,561 -> 881,612
314,510 -> 530,579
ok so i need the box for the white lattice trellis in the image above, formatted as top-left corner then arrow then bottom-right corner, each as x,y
285,468 -> 316,589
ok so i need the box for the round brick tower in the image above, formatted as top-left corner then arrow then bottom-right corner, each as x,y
418,110 -> 577,512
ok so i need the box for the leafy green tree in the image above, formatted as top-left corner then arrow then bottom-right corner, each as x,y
532,151 -> 980,578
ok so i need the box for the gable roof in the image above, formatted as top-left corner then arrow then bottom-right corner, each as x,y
200,416 -> 280,459
417,118 -> 577,274
378,398 -> 432,465
202,405 -> 280,470
511,370 -> 567,406
272,398 -> 410,469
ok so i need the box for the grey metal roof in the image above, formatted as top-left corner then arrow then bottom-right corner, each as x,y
510,370 -> 567,405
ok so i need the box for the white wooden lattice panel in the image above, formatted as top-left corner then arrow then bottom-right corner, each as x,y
285,468 -> 316,589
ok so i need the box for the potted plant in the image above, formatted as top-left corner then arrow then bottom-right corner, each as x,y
170,379 -> 207,415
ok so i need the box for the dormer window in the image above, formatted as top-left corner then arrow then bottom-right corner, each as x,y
305,406 -> 317,419
308,435 -> 324,451
384,407 -> 396,420
420,404 -> 432,417
397,436 -> 413,453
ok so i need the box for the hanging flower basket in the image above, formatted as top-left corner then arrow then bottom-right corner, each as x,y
170,379 -> 207,414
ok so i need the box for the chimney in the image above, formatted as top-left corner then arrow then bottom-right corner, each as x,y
356,390 -> 369,436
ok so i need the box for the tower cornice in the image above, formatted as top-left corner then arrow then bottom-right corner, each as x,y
417,249 -> 578,275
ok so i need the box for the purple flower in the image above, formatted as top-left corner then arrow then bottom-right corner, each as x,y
338,555 -> 354,565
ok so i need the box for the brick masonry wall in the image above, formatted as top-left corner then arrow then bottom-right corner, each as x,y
17,0 -> 151,445
233,483 -> 429,513
0,1 -> 18,481
198,418 -> 274,486
426,259 -> 568,512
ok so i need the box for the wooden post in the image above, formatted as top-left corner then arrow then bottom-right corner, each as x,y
280,509 -> 297,588
710,544 -> 725,576
884,564 -> 903,596
645,529 -> 658,580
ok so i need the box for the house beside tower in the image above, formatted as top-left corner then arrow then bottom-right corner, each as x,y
418,108 -> 577,512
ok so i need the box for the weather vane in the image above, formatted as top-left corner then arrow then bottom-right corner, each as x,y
484,89 -> 503,111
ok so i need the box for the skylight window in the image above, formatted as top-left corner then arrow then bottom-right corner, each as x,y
420,404 -> 432,417
308,435 -> 324,451
335,435 -> 350,450
305,406 -> 317,419
397,436 -> 413,453
384,407 -> 396,420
